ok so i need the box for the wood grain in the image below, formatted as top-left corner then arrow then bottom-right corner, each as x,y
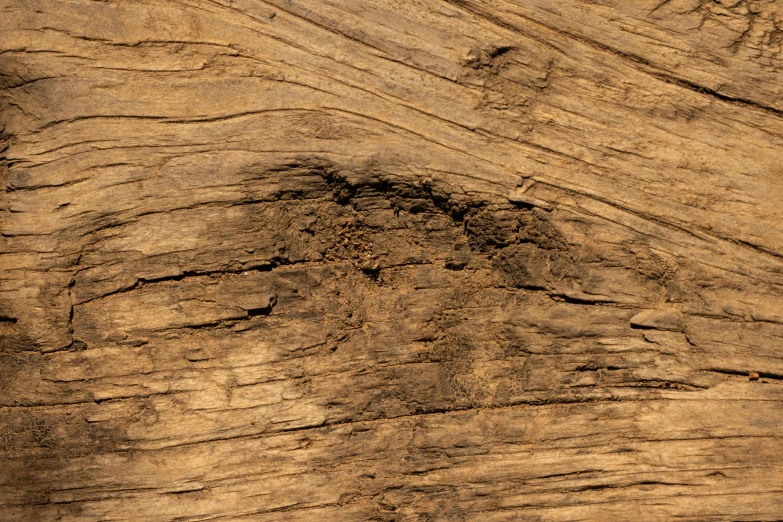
1,0 -> 783,519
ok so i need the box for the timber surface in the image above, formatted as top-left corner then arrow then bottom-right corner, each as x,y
1,0 -> 783,520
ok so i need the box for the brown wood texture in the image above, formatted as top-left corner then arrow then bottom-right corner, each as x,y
2,0 -> 783,520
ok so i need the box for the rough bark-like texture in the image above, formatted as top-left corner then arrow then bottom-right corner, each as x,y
2,0 -> 783,520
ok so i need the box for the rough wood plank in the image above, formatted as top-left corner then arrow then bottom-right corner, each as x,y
2,0 -> 783,520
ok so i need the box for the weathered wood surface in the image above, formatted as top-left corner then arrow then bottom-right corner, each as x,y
2,0 -> 783,520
